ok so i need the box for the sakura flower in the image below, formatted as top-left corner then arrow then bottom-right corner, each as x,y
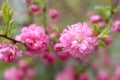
57,22 -> 97,59
16,24 -> 49,56
0,43 -> 22,62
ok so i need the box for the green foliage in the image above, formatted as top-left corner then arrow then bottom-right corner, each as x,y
113,6 -> 120,13
0,26 -> 5,35
1,1 -> 17,39
105,0 -> 111,6
7,20 -> 17,38
93,24 -> 99,35
94,5 -> 111,20
2,1 -> 14,23
97,27 -> 110,39
98,40 -> 107,48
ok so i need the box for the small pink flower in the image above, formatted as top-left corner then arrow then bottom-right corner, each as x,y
16,24 -> 49,56
89,15 -> 101,23
0,43 -> 22,62
58,22 -> 97,59
111,20 -> 120,32
49,9 -> 58,19
55,67 -> 75,80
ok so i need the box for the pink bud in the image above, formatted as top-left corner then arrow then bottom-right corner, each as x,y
112,20 -> 120,32
30,5 -> 39,12
54,43 -> 63,51
49,9 -> 58,19
18,60 -> 28,70
102,37 -> 112,46
89,15 -> 101,23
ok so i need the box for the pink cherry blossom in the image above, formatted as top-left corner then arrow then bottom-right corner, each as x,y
58,22 -> 97,59
0,43 -> 22,62
16,24 -> 49,56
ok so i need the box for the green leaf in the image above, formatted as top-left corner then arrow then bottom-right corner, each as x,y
113,6 -> 120,12
94,5 -> 111,20
93,24 -> 99,35
2,1 -> 10,22
105,0 -> 111,6
1,1 -> 14,23
7,20 -> 17,38
0,27 -> 5,34
98,27 -> 110,39
98,40 -> 107,48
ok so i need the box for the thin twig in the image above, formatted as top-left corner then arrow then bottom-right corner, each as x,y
0,34 -> 22,44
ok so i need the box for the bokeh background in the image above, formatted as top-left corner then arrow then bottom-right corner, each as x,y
0,0 -> 120,80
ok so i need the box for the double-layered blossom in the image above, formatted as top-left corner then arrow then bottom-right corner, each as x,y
16,24 -> 49,56
57,22 -> 97,59
0,43 -> 22,62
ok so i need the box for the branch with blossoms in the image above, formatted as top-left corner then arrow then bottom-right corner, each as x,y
0,0 -> 120,80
